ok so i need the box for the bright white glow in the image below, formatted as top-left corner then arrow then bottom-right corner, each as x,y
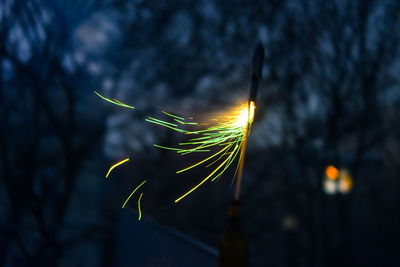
236,101 -> 256,127
323,178 -> 337,195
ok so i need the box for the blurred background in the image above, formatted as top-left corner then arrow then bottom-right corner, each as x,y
1,0 -> 400,266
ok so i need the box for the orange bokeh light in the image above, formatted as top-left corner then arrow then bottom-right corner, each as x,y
338,169 -> 353,194
325,165 -> 339,180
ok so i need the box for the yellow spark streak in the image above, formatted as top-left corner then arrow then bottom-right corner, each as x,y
137,193 -> 143,221
106,158 -> 130,178
211,144 -> 240,181
122,180 -> 147,208
176,145 -> 230,174
94,91 -> 135,109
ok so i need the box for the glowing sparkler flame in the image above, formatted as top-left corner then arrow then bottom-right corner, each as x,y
147,100 -> 256,203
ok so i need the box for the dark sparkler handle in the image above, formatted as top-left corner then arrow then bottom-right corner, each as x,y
219,200 -> 249,267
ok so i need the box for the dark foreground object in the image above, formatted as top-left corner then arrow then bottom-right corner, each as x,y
218,200 -> 249,267
116,210 -> 217,267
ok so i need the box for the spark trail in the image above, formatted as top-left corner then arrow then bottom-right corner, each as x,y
94,91 -> 135,109
147,101 -> 256,203
138,193 -> 144,221
122,180 -> 147,209
106,158 -> 130,178
94,91 -> 147,220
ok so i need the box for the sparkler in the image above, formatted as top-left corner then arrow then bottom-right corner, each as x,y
148,44 -> 264,203
235,43 -> 264,201
95,43 -> 264,209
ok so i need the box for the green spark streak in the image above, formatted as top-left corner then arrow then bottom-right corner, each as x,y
174,119 -> 198,125
147,102 -> 255,203
106,158 -> 130,178
153,144 -> 210,153
176,145 -> 230,173
145,118 -> 191,134
162,110 -> 185,120
122,180 -> 147,208
94,91 -> 135,109
147,117 -> 178,127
